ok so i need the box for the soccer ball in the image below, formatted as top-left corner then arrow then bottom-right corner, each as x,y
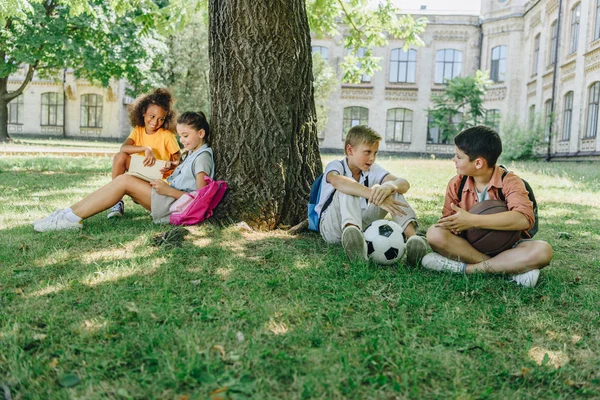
363,220 -> 406,265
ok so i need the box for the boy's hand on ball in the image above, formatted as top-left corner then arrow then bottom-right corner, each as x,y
435,203 -> 474,232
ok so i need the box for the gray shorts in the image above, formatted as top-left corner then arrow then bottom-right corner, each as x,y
150,188 -> 177,224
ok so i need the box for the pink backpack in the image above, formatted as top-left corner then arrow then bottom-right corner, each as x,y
169,176 -> 228,226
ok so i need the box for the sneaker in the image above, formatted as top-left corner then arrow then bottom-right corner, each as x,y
341,225 -> 368,263
33,208 -> 65,226
511,269 -> 540,288
34,212 -> 82,232
421,253 -> 466,274
405,235 -> 428,267
107,200 -> 124,219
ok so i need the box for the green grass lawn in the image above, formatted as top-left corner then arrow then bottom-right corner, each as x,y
1,154 -> 599,399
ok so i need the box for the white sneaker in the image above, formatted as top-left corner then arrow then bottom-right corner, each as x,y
33,208 -> 65,226
421,253 -> 466,274
511,269 -> 540,288
107,200 -> 124,219
342,225 -> 368,263
34,212 -> 82,232
405,235 -> 428,267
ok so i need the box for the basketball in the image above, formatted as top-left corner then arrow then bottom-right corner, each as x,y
464,200 -> 521,256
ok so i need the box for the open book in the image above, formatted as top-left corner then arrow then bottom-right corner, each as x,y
126,154 -> 167,182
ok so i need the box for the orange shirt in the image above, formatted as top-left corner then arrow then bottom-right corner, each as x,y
442,165 -> 535,231
127,126 -> 180,161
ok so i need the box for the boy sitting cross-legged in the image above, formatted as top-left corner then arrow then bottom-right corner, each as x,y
423,126 -> 553,287
317,125 -> 427,265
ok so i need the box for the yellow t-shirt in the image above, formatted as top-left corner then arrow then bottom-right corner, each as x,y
127,126 -> 180,161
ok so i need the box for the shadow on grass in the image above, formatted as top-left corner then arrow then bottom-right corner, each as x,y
2,212 -> 600,398
2,159 -> 600,398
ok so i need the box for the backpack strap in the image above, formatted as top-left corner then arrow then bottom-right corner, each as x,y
497,165 -> 509,202
457,175 -> 467,202
319,160 -> 346,217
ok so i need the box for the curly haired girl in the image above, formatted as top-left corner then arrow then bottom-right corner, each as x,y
108,88 -> 181,218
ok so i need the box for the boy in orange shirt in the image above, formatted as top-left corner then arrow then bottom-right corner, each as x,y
423,126 -> 553,287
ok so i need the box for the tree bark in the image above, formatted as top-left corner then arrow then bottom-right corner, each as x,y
0,65 -> 36,142
209,0 -> 322,230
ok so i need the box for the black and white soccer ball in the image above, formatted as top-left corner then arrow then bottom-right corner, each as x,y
363,220 -> 406,265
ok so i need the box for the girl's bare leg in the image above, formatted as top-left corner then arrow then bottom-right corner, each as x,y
71,175 -> 152,219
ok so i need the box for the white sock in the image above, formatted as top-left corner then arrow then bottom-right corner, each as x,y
64,208 -> 82,223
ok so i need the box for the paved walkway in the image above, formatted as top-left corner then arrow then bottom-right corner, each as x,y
0,144 -> 117,157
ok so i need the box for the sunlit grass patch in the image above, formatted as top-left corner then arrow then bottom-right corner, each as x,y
0,155 -> 599,398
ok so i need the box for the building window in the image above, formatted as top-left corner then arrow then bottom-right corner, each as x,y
549,21 -> 558,65
586,82 -> 600,139
312,46 -> 329,62
434,49 -> 462,84
389,49 -> 416,83
485,109 -> 501,131
562,92 -> 573,141
544,99 -> 553,142
343,106 -> 368,138
595,0 -> 600,41
41,92 -> 64,126
529,105 -> 536,130
346,47 -> 371,83
532,34 -> 540,76
491,46 -> 507,83
426,114 -> 459,144
385,108 -> 412,143
81,94 -> 103,128
8,94 -> 24,124
569,3 -> 581,54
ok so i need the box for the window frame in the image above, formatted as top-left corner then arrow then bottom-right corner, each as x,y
40,92 -> 64,127
342,106 -> 369,139
562,92 -> 573,141
80,94 -> 104,128
8,94 -> 24,125
544,99 -> 553,142
434,49 -> 463,84
586,82 -> 600,139
595,0 -> 600,41
312,46 -> 329,62
549,21 -> 558,66
569,3 -> 581,54
490,45 -> 507,83
532,34 -> 540,77
389,48 -> 417,84
485,109 -> 501,131
385,108 -> 413,143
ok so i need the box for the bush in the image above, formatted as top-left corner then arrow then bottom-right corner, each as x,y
499,117 -> 546,161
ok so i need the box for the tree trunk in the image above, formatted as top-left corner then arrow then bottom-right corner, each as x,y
0,77 -> 11,142
209,0 -> 322,230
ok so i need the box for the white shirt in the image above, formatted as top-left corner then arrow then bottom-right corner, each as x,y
315,157 -> 390,216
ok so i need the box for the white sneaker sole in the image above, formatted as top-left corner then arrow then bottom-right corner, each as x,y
342,226 -> 368,263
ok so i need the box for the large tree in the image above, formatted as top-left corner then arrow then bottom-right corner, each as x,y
209,0 -> 426,229
0,0 -> 169,142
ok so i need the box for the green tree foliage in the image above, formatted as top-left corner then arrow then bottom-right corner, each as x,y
427,70 -> 493,142
500,115 -> 546,161
163,14 -> 210,115
307,0 -> 427,83
312,52 -> 337,138
0,0 -> 172,141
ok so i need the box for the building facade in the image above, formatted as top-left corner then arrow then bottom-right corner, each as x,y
315,0 -> 600,159
6,68 -> 131,140
6,0 -> 600,159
